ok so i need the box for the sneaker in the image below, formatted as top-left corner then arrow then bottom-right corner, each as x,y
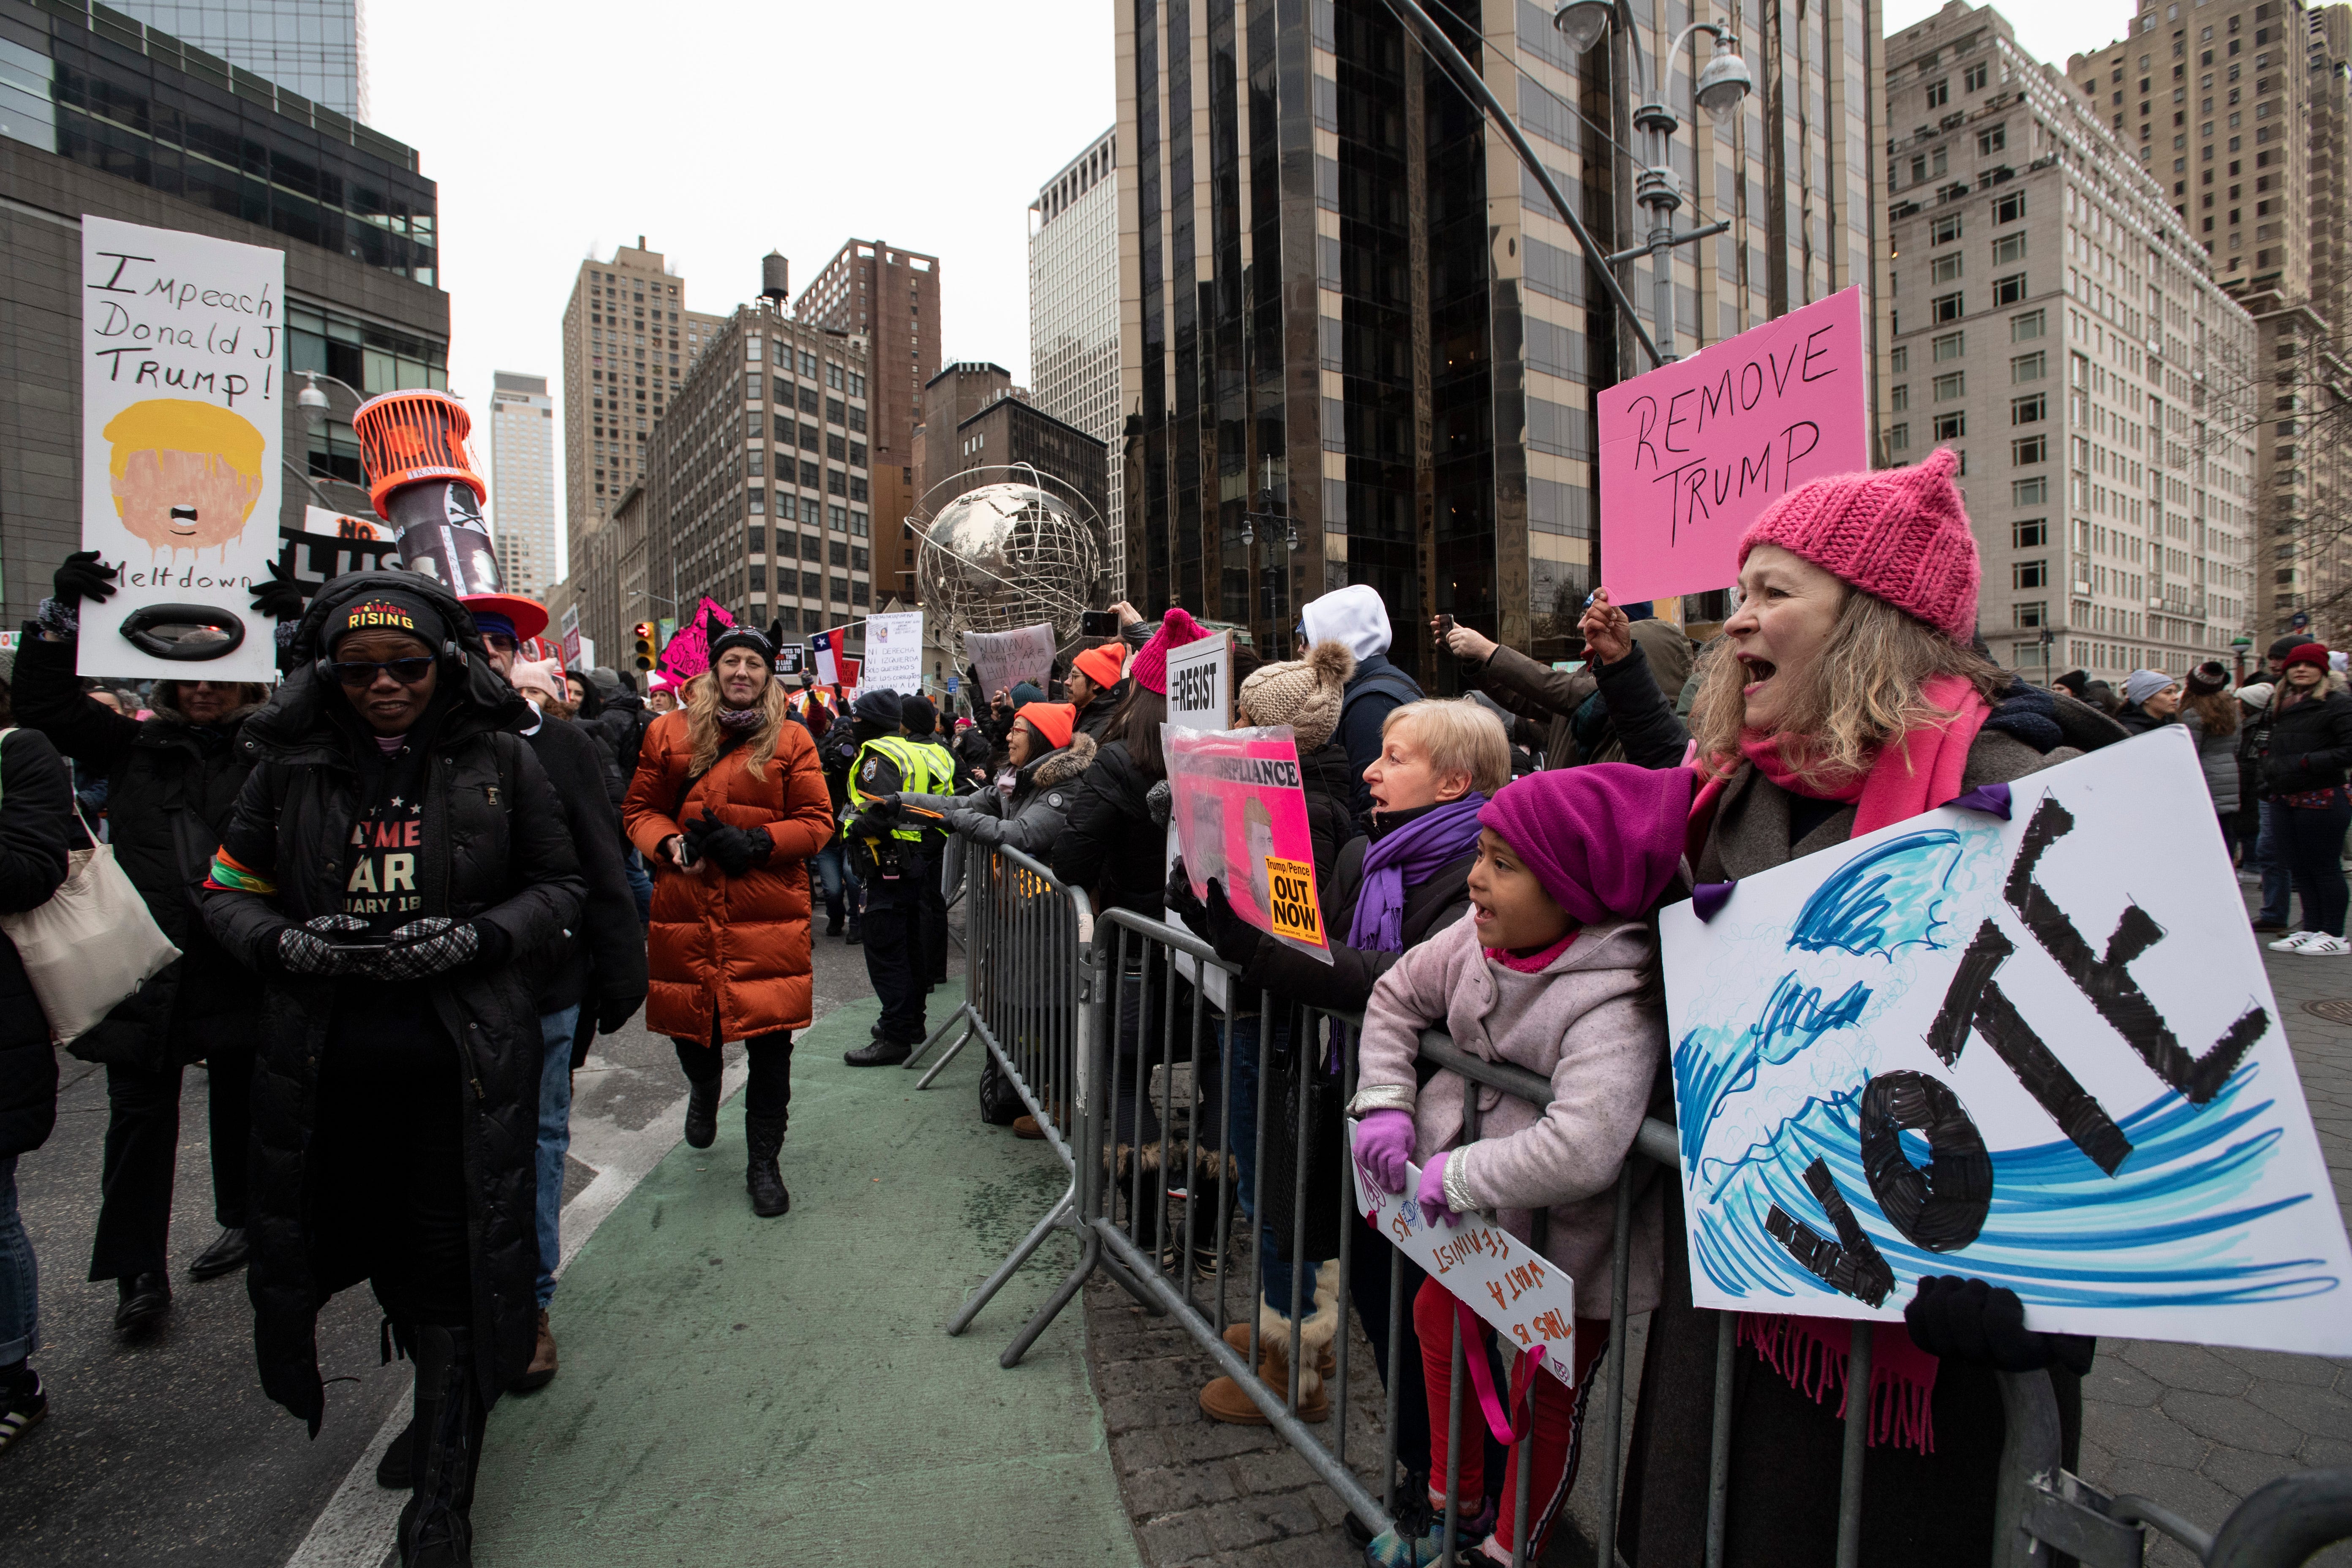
2268,930 -> 2320,952
1364,1494 -> 1497,1568
2297,934 -> 2352,956
0,1368 -> 46,1457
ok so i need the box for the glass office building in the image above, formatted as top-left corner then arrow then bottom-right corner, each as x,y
106,0 -> 364,120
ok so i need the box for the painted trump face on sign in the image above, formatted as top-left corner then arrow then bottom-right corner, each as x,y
104,398 -> 267,554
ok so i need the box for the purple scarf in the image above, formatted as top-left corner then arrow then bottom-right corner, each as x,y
1346,792 -> 1487,953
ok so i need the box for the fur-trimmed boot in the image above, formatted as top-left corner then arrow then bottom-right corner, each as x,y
397,1324 -> 485,1568
745,1115 -> 790,1217
1198,1259 -> 1341,1424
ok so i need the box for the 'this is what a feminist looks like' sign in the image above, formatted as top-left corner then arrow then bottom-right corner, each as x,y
1596,286 -> 1868,605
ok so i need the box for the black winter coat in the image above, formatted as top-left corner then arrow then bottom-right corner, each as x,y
1234,824 -> 1475,1016
0,728 -> 73,1157
521,713 -> 647,1020
2259,684 -> 2352,796
11,627 -> 262,1070
1052,738 -> 1167,918
1296,741 -> 1359,881
201,572 -> 585,1431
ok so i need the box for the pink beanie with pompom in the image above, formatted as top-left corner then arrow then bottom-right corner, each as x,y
1128,607 -> 1211,696
1737,447 -> 1981,644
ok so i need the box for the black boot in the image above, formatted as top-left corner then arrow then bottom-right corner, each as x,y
113,1272 -> 170,1336
397,1324 -> 484,1568
844,919 -> 863,946
843,1036 -> 911,1067
188,1226 -> 250,1281
744,1115 -> 790,1217
682,1075 -> 719,1149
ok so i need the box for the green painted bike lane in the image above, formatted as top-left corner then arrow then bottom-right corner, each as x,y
469,982 -> 1141,1567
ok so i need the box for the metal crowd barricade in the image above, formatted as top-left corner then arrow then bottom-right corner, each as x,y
930,896 -> 2352,1566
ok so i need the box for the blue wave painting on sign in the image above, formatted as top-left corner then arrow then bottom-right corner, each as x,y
1660,730 -> 2352,1353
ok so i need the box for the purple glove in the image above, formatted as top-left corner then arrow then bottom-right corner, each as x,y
1417,1150 -> 1465,1229
1354,1109 -> 1416,1194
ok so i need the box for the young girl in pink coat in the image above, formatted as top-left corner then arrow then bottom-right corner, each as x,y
1351,762 -> 1694,1568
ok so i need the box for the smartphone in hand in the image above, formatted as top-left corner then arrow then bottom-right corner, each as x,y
1081,609 -> 1119,637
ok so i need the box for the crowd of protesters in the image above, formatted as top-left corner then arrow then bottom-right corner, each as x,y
0,438 -> 2333,1567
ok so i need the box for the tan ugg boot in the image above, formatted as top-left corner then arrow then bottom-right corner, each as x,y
1200,1263 -> 1342,1425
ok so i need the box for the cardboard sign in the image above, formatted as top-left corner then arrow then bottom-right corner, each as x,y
1163,724 -> 1333,965
79,215 -> 286,682
657,597 -> 734,683
964,622 -> 1057,703
278,511 -> 396,596
1663,731 -> 2352,1353
1165,630 -> 1233,732
1348,1126 -> 1579,1383
1597,287 -> 1868,604
863,610 -> 925,695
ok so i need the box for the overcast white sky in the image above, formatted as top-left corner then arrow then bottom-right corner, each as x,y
1884,0 -> 2132,71
366,0 -> 1115,575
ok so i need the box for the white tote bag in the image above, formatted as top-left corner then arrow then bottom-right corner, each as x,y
0,728 -> 180,1045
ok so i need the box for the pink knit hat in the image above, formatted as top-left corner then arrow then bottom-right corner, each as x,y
1128,607 -> 1211,696
1737,448 -> 1981,644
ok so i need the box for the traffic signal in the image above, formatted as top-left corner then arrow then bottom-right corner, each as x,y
632,622 -> 656,671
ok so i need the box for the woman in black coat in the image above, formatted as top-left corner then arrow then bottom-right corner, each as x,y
0,690 -> 73,1456
202,574 -> 582,1568
2257,643 -> 2352,954
15,553 -> 281,1332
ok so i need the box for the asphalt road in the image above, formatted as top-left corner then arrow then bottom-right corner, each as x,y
3,923 -> 881,1568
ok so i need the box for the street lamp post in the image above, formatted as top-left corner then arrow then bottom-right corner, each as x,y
1554,2 -> 1751,364
1239,458 -> 1298,651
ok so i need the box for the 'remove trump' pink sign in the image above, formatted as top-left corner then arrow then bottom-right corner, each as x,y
1595,286 -> 1869,604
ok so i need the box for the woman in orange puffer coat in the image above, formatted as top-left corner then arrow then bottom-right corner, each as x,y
623,622 -> 833,1217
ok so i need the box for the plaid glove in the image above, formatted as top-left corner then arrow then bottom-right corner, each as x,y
373,917 -> 481,982
276,915 -> 376,976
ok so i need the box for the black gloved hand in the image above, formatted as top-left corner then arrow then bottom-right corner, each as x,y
249,560 -> 307,622
53,549 -> 117,608
694,812 -> 760,877
371,916 -> 483,982
1200,878 -> 1267,969
1165,859 -> 1209,937
681,814 -> 719,858
275,914 -> 377,976
597,992 -> 645,1034
1904,1276 -> 2094,1375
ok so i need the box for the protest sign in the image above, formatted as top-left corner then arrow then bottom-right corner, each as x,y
1163,724 -> 1332,964
79,215 -> 286,682
1165,631 -> 1233,732
1663,730 -> 2352,1353
278,504 -> 397,597
863,611 -> 925,694
657,597 -> 733,683
1596,287 -> 1868,605
1348,1127 -> 1579,1383
559,604 -> 582,669
964,622 -> 1057,703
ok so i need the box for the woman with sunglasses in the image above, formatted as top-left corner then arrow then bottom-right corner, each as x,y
201,574 -> 583,1568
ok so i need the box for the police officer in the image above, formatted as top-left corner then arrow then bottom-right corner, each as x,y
898,695 -> 959,990
838,690 -> 952,1065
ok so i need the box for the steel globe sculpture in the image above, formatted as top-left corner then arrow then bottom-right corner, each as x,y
912,466 -> 1106,643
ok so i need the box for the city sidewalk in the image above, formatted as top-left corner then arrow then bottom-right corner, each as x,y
467,981 -> 1141,1568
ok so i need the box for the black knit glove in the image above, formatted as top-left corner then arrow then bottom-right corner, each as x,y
1166,860 -> 1208,936
1904,1276 -> 2093,1375
275,914 -> 377,976
249,560 -> 308,622
597,992 -> 645,1034
53,549 -> 117,608
1200,878 -> 1267,969
372,917 -> 483,982
691,818 -> 757,879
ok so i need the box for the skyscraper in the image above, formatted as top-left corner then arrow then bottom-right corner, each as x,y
1114,0 -> 1880,676
1882,2 -> 2257,683
2066,0 -> 2352,642
106,0 -> 368,120
488,372 -> 556,600
1031,128 -> 1123,590
558,240 -> 726,577
795,240 -> 939,599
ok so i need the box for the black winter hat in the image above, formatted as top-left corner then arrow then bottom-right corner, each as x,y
2269,634 -> 2307,661
901,694 -> 938,735
710,616 -> 784,668
854,688 -> 903,728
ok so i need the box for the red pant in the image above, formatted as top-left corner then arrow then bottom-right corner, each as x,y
1414,1276 -> 1610,1559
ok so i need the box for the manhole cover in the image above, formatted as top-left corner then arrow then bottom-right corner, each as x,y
2303,998 -> 2352,1025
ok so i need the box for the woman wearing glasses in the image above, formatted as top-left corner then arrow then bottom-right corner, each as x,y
202,573 -> 583,1568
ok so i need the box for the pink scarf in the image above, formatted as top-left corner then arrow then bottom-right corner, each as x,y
1694,672 -> 1991,1451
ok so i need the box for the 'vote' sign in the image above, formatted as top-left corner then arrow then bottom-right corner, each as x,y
1595,287 -> 1869,606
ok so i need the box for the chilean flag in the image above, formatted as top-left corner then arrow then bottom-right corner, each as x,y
808,626 -> 846,686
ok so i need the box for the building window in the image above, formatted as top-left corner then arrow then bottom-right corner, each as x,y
2012,434 -> 2048,465
1992,273 -> 2028,306
1993,233 -> 2028,265
1890,345 -> 1910,373
1932,214 -> 1963,245
1934,372 -> 1966,400
2011,351 -> 2047,383
1889,422 -> 1911,452
1892,384 -> 1911,411
2014,560 -> 2049,589
2014,476 -> 2049,505
2012,393 -> 2047,425
1934,330 -> 1966,362
1931,253 -> 1964,284
2014,517 -> 2048,547
2014,601 -> 2048,628
1926,78 -> 1950,107
2012,308 -> 2046,340
1933,411 -> 1967,440
1977,124 -> 2006,155
1933,292 -> 1965,322
1965,62 -> 1989,92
